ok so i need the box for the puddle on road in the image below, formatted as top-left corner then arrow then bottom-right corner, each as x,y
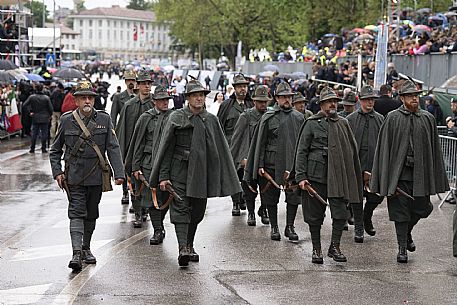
0,173 -> 55,192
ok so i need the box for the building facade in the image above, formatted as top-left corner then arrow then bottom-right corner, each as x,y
70,5 -> 171,61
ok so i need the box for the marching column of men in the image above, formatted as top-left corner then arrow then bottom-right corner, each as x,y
50,72 -> 453,270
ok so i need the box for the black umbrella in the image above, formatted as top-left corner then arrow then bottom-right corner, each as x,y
0,71 -> 17,82
0,60 -> 18,70
417,8 -> 431,14
54,68 -> 85,79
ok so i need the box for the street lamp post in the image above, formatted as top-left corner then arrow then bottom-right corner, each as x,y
53,0 -> 56,67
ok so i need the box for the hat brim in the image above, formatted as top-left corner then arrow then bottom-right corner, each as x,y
276,92 -> 295,96
359,94 -> 378,100
339,100 -> 356,105
233,80 -> 250,86
253,97 -> 272,102
399,89 -> 422,95
292,98 -> 308,104
153,94 -> 172,100
185,89 -> 211,96
136,79 -> 153,83
320,96 -> 342,103
73,91 -> 97,96
124,77 -> 136,80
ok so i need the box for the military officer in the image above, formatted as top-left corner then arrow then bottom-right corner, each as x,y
150,79 -> 241,267
230,85 -> 270,226
217,73 -> 254,216
346,85 -> 384,243
337,91 -> 356,118
293,87 -> 363,264
116,70 -> 155,227
292,92 -> 313,119
370,80 -> 449,263
245,82 -> 304,241
50,80 -> 125,271
125,85 -> 172,245
111,70 -> 136,205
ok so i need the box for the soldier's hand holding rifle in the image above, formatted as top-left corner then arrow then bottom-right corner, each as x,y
55,173 -> 65,190
115,178 -> 124,185
160,180 -> 172,192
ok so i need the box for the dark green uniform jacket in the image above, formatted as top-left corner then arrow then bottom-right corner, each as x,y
245,106 -> 304,185
150,106 -> 241,198
50,109 -> 125,185
115,94 -> 154,160
230,108 -> 263,170
337,110 -> 353,118
110,90 -> 136,128
217,94 -> 254,146
125,108 -> 172,175
293,112 -> 363,203
304,109 -> 313,119
346,109 -> 384,171
370,106 -> 449,197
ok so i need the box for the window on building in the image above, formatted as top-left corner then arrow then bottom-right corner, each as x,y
114,20 -> 117,26
107,30 -> 110,39
89,20 -> 92,26
98,30 -> 102,40
107,20 -> 110,26
127,22 -> 130,27
89,30 -> 92,39
146,23 -> 149,30
71,44 -> 75,49
98,20 -> 102,27
79,20 -> 83,27
114,30 -> 117,39
120,30 -> 123,40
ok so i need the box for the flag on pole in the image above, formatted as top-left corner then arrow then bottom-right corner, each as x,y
6,93 -> 22,133
133,25 -> 138,41
140,24 -> 144,36
374,23 -> 389,90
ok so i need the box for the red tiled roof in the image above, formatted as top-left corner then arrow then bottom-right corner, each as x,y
73,5 -> 156,22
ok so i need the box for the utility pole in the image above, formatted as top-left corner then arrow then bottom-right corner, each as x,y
53,0 -> 56,67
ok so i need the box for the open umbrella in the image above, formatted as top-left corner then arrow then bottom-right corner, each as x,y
412,24 -> 431,32
258,71 -> 275,78
0,60 -> 18,70
53,68 -> 85,79
0,71 -> 17,82
263,64 -> 279,72
351,28 -> 368,34
402,20 -> 415,27
291,71 -> 307,79
444,11 -> 457,17
25,73 -> 45,82
403,7 -> 414,12
417,8 -> 431,14
364,25 -> 378,31
354,34 -> 374,42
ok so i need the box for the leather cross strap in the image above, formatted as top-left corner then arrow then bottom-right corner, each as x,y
72,110 -> 110,173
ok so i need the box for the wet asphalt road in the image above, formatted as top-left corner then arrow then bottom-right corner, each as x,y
0,75 -> 456,305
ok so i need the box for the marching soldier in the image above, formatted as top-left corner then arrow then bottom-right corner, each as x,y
245,82 -> 304,241
230,85 -> 270,226
370,80 -> 449,263
50,80 -> 124,271
293,87 -> 363,264
217,73 -> 254,216
150,79 -> 241,267
346,85 -> 384,243
125,85 -> 172,245
337,91 -> 356,118
111,69 -> 136,205
116,70 -> 154,227
292,92 -> 313,119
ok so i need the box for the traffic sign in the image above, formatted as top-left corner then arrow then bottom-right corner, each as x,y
45,53 -> 55,66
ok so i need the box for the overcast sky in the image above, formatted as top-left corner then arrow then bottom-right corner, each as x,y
42,0 -> 129,11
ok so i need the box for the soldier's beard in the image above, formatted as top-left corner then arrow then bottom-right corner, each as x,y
128,84 -> 135,90
82,105 -> 92,113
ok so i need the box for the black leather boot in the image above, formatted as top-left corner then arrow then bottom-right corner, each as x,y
178,245 -> 190,267
68,250 -> 83,270
327,243 -> 347,262
407,234 -> 416,252
82,247 -> 97,264
363,206 -> 376,236
142,209 -> 148,222
354,225 -> 364,243
397,246 -> 408,263
258,208 -> 269,225
121,192 -> 129,205
247,212 -> 256,226
348,207 -> 354,225
188,245 -> 199,262
343,221 -> 349,231
150,228 -> 164,245
312,248 -> 324,264
284,225 -> 299,241
133,213 -> 142,228
239,199 -> 247,210
232,202 -> 240,216
270,225 -> 281,241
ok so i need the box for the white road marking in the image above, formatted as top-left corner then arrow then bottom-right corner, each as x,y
0,283 -> 52,305
10,239 -> 114,262
52,215 -> 129,228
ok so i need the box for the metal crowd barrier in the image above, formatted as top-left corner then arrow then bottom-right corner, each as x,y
437,126 -> 449,136
438,135 -> 457,208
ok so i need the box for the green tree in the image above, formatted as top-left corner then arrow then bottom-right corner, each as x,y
127,0 -> 152,10
24,0 -> 50,27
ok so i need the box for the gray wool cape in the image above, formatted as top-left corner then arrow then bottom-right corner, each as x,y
369,106 -> 449,197
293,111 -> 364,203
346,108 -> 384,171
149,106 -> 242,198
245,106 -> 304,185
230,108 -> 263,170
115,94 -> 154,160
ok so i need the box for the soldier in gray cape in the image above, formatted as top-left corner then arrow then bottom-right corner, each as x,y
337,91 -> 356,118
50,80 -> 125,271
370,80 -> 449,263
292,92 -> 313,119
150,79 -> 241,267
218,73 -> 254,216
245,82 -> 304,241
230,85 -> 270,226
293,87 -> 363,264
111,70 -> 136,205
125,85 -> 172,245
116,70 -> 154,227
346,85 -> 384,243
